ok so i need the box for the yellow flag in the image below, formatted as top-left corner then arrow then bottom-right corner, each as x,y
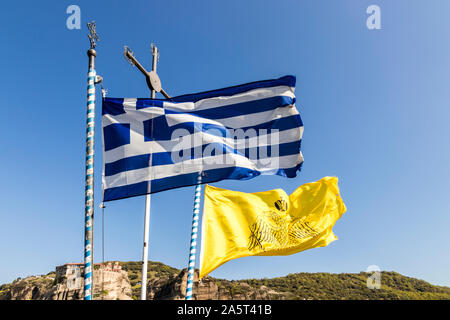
199,177 -> 347,278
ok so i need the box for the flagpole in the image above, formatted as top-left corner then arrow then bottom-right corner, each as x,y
140,44 -> 159,300
123,43 -> 170,300
185,173 -> 203,300
84,21 -> 100,301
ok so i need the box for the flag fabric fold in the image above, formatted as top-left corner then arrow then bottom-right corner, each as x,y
199,177 -> 347,278
102,76 -> 303,201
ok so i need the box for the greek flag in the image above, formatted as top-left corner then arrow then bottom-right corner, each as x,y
102,75 -> 303,201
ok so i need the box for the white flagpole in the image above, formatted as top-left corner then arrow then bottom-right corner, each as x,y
123,44 -> 170,300
140,44 -> 159,300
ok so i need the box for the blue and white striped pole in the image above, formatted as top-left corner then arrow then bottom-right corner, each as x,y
185,173 -> 203,300
84,48 -> 97,300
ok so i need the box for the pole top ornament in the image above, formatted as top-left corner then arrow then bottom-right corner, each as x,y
87,21 -> 99,49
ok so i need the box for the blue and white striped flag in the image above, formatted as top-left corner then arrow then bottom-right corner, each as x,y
102,75 -> 303,202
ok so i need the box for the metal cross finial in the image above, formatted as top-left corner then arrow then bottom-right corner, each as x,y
123,44 -> 171,99
87,21 -> 99,49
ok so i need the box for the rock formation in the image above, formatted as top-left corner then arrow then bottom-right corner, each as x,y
147,268 -> 284,300
1,262 -> 132,300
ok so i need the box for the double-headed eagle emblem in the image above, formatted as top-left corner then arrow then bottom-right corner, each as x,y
248,198 -> 319,251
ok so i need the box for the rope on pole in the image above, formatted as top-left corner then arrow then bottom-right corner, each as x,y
84,65 -> 96,300
84,21 -> 99,301
185,173 -> 203,300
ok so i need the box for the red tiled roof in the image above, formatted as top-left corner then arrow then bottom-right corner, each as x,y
58,263 -> 104,267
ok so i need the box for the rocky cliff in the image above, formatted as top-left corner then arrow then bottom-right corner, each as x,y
0,269 -> 132,300
147,268 -> 283,300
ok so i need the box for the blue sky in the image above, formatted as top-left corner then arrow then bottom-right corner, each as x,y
0,0 -> 449,287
